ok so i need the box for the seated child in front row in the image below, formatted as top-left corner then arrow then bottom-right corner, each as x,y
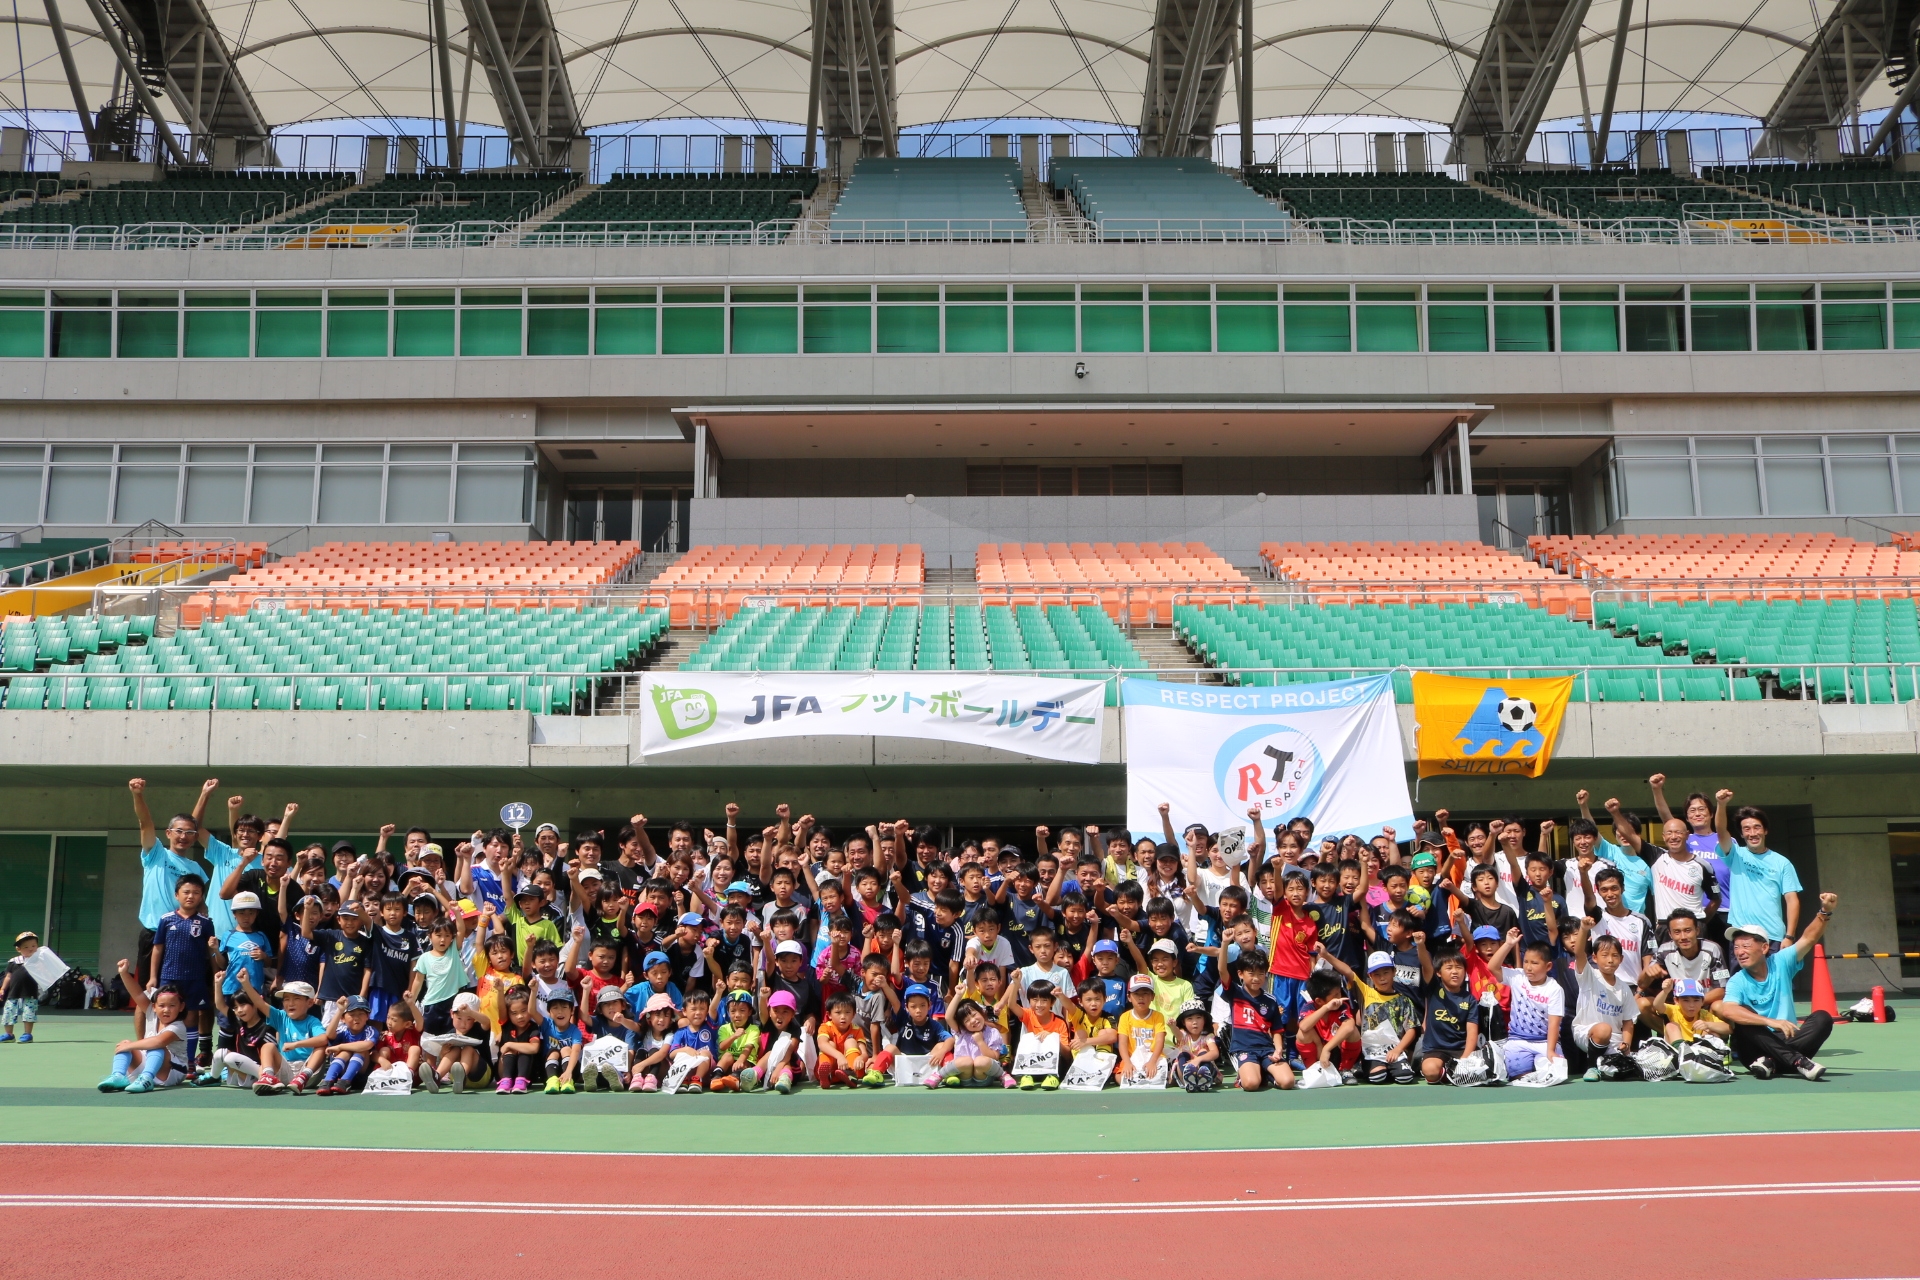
1294,971 -> 1361,1081
934,998 -> 1006,1087
99,958 -> 192,1094
1170,1000 -> 1220,1091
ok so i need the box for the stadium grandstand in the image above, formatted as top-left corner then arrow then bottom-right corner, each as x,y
1,2 -> 1919,1242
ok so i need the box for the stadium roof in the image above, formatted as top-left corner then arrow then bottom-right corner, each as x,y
2,0 -> 1901,146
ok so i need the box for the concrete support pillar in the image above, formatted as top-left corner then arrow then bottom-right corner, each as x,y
990,134 -> 1009,159
1373,132 -> 1397,173
363,136 -> 389,181
753,136 -> 773,172
1019,133 -> 1040,183
569,137 -> 591,174
398,137 -> 421,175
1460,135 -> 1488,175
1635,131 -> 1660,171
1456,419 -> 1474,493
722,136 -> 744,173
1665,129 -> 1692,175
1403,133 -> 1427,173
1812,817 -> 1902,994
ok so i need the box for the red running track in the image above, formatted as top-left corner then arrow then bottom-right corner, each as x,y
5,1131 -> 1915,1279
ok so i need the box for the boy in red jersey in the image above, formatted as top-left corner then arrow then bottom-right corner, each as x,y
1266,868 -> 1318,1069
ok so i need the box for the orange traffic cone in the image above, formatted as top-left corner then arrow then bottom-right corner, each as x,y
1809,944 -> 1840,1018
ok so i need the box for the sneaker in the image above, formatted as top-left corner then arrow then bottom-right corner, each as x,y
1018,1075 -> 1037,1090
193,1068 -> 224,1087
289,1073 -> 310,1096
97,1072 -> 129,1092
773,1071 -> 791,1095
0,1033 -> 13,1043
511,1078 -> 529,1094
711,1075 -> 737,1093
641,1075 -> 660,1093
628,1075 -> 647,1092
1340,1070 -> 1358,1086
683,1081 -> 703,1093
1041,1075 -> 1060,1090
253,1074 -> 282,1096
543,1076 -> 561,1095
124,1075 -> 155,1094
447,1063 -> 466,1094
1748,1057 -> 1776,1080
1581,1067 -> 1601,1082
1791,1055 -> 1826,1081
924,1074 -> 943,1088
495,1079 -> 513,1094
558,1079 -> 576,1094
600,1066 -> 622,1092
862,1069 -> 886,1087
418,1062 -> 440,1093
739,1067 -> 759,1092
316,1082 -> 339,1096
15,1033 -> 29,1044
1000,1072 -> 1017,1088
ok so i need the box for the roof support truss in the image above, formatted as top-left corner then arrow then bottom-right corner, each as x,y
815,0 -> 896,155
1756,0 -> 1917,159
457,0 -> 582,169
1140,0 -> 1242,157
1448,0 -> 1593,167
104,0 -> 271,160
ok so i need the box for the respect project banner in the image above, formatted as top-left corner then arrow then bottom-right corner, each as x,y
1122,676 -> 1414,843
639,672 -> 1106,762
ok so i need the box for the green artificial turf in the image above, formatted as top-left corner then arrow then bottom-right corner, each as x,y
2,1005 -> 1914,1156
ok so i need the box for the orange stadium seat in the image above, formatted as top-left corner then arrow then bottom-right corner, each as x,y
1530,534 -> 1920,602
977,541 -> 1249,625
652,543 -> 925,626
1261,539 -> 1587,617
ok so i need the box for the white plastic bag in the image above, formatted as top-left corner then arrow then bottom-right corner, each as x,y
582,1035 -> 630,1075
1677,1036 -> 1734,1084
892,1053 -> 932,1086
1060,1049 -> 1117,1092
758,1031 -> 794,1082
1510,1056 -> 1570,1088
1634,1038 -> 1680,1082
1297,1061 -> 1343,1089
660,1055 -> 699,1095
363,1064 -> 413,1095
1011,1031 -> 1061,1078
1118,1045 -> 1169,1089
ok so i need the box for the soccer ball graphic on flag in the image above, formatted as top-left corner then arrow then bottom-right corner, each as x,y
1496,697 -> 1538,734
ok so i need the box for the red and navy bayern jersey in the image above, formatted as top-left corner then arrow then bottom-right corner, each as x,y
1223,974 -> 1284,1054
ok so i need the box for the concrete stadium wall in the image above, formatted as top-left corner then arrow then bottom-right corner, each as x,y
690,494 -> 1482,565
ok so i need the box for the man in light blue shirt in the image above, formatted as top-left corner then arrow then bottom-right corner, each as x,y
1716,890 -> 1838,1081
130,777 -> 214,983
1591,796 -> 1652,914
1713,791 -> 1803,942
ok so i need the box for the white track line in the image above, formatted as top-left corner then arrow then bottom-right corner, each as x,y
4,1182 -> 1916,1219
2,1127 -> 1914,1162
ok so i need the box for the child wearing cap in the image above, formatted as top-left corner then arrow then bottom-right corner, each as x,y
1658,977 -> 1729,1043
1013,979 -> 1071,1089
1117,975 -> 1168,1085
1143,938 -> 1195,1025
279,894 -> 325,992
242,970 -> 326,1095
206,892 -> 273,1084
309,899 -> 372,1007
897,984 -> 953,1087
3,930 -> 43,1043
422,991 -> 494,1094
541,991 -> 585,1093
756,990 -> 805,1094
628,993 -> 680,1092
713,990 -> 761,1091
1068,984 -> 1119,1081
315,995 -> 378,1095
624,950 -> 684,1020
1169,1000 -> 1220,1091
1082,939 -> 1128,1017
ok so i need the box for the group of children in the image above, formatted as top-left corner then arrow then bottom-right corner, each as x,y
82,769 -> 1841,1098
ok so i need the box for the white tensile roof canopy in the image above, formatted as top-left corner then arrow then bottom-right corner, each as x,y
3,0 -> 1904,158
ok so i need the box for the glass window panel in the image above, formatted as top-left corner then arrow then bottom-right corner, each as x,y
1828,436 -> 1888,454
1832,457 -> 1896,514
732,286 -> 798,303
1013,285 -> 1073,302
460,307 -> 521,356
0,290 -> 44,306
1690,305 -> 1750,351
1493,305 -> 1552,352
1694,437 -> 1755,455
460,289 -> 521,306
528,287 -> 589,305
1759,436 -> 1822,454
878,285 -> 938,302
526,308 -> 589,355
116,310 -> 177,358
1013,305 -> 1075,351
1822,303 -> 1886,350
1895,303 -> 1920,350
454,467 -> 528,523
50,290 -> 109,307
1215,304 -> 1278,351
1618,459 -> 1694,516
1080,304 -> 1142,352
327,290 -> 388,307
1356,306 -> 1418,351
394,289 -> 456,307
458,445 -> 532,462
1284,305 -> 1348,352
1356,285 -> 1417,302
188,446 -> 248,462
1904,460 -> 1920,511
1560,285 -> 1618,301
1763,458 -> 1828,515
393,307 -> 455,356
51,311 -> 111,357
256,309 -> 321,357
943,304 -> 1006,351
51,446 -> 111,462
596,287 -> 656,304
0,447 -> 42,462
803,305 -> 871,353
113,468 -> 177,522
945,285 -> 1006,302
1690,285 -> 1750,301
249,468 -> 313,522
0,310 -> 43,357
1148,304 -> 1210,352
323,445 -> 383,462
1148,284 -> 1210,301
1697,459 -> 1761,516
1756,304 -> 1813,350
391,444 -> 453,461
731,305 -> 798,354
182,468 -> 244,523
1822,282 -> 1885,299
1216,284 -> 1277,301
1624,305 -> 1683,351
119,446 -> 179,463
318,468 -> 382,523
184,310 -> 249,357
1493,285 -> 1552,301
876,305 -> 939,352
327,308 -> 388,357
595,307 -> 655,354
254,446 -> 315,462
1285,285 -> 1349,301
44,468 -> 110,522
1081,286 -> 1141,303
662,307 -> 724,354
802,285 -> 869,302
256,291 -> 321,308
1428,285 -> 1487,302
1625,285 -> 1683,301
663,287 -> 724,304
385,466 -> 450,522
1428,305 -> 1488,351
1559,305 -> 1619,351
116,291 -> 177,308
0,469 -> 42,523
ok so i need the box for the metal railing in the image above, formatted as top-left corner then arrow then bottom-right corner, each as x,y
513,219 -> 763,246
1591,578 -> 1920,608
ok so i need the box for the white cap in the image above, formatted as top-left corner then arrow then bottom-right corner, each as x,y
275,981 -> 317,1000
451,991 -> 481,1013
230,891 -> 263,911
774,939 -> 804,957
1148,938 -> 1179,956
1366,951 -> 1395,973
579,867 -> 604,881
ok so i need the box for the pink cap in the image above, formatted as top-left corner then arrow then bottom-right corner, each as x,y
643,992 -> 676,1014
767,990 -> 798,1011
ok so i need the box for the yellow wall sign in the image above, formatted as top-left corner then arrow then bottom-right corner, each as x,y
1412,672 -> 1574,780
